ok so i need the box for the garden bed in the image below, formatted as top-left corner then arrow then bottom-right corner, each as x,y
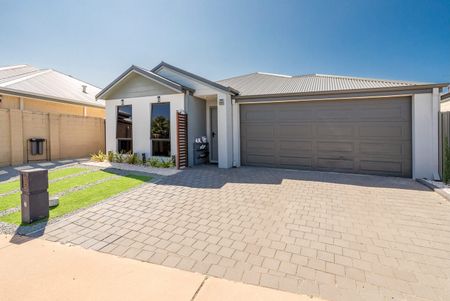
83,161 -> 181,176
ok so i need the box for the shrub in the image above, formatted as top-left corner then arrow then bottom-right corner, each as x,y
113,152 -> 125,163
147,157 -> 174,168
91,150 -> 107,162
444,137 -> 450,184
126,153 -> 141,165
107,151 -> 114,162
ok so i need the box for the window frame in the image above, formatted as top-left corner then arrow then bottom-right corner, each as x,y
116,104 -> 133,153
150,102 -> 171,157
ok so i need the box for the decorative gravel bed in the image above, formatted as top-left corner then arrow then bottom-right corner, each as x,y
83,161 -> 181,176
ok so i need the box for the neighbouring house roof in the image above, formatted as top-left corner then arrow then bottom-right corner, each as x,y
152,61 -> 239,95
0,64 -> 103,108
96,65 -> 195,99
442,92 -> 450,102
216,72 -> 445,97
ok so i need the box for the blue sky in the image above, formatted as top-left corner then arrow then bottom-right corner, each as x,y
1,0 -> 449,88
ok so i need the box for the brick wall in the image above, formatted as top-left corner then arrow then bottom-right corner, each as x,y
0,108 -> 105,167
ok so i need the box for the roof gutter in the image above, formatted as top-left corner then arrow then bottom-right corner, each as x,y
235,83 -> 449,102
0,87 -> 105,108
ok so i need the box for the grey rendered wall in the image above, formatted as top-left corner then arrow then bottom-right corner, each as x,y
103,72 -> 175,100
187,95 -> 206,166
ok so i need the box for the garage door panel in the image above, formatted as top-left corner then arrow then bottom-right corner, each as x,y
278,124 -> 313,138
244,124 -> 274,138
316,124 -> 355,138
316,108 -> 355,120
279,140 -> 313,153
359,106 -> 406,121
278,157 -> 313,168
317,141 -> 354,153
359,125 -> 404,138
359,142 -> 404,156
317,158 -> 354,170
246,154 -> 276,166
240,97 -> 412,177
241,109 -> 275,122
359,160 -> 403,174
277,109 -> 314,121
245,139 -> 276,155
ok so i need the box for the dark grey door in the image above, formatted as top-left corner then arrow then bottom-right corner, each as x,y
240,97 -> 412,177
210,107 -> 218,162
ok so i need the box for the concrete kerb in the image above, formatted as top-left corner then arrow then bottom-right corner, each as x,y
416,178 -> 450,202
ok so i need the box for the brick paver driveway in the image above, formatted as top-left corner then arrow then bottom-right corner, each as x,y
44,166 -> 450,301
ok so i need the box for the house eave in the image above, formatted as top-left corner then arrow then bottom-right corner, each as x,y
96,65 -> 195,100
152,61 -> 239,95
0,87 -> 105,108
234,83 -> 449,103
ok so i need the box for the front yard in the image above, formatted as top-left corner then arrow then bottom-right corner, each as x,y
0,165 -> 151,226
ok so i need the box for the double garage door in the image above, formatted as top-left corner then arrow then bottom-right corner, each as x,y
240,97 -> 412,177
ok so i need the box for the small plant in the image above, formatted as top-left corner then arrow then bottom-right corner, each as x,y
147,157 -> 175,168
113,152 -> 125,163
107,151 -> 114,162
91,150 -> 107,162
444,137 -> 450,184
148,157 -> 161,167
126,153 -> 141,165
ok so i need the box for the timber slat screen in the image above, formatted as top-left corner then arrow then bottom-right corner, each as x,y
176,112 -> 188,169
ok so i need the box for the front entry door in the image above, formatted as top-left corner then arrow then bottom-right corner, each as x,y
210,107 -> 218,162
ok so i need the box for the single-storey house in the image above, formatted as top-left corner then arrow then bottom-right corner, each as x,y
0,64 -> 105,166
0,64 -> 104,117
97,62 -> 448,179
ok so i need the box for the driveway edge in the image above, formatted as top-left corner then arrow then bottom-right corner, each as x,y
416,178 -> 450,202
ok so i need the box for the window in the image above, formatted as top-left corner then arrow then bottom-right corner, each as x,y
151,103 -> 170,156
116,105 -> 132,153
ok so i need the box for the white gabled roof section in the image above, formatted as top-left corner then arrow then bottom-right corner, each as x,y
0,64 -> 28,71
96,65 -> 194,100
152,62 -> 239,96
0,69 -> 51,87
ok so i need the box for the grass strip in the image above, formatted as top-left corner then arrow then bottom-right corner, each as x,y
0,174 -> 150,225
0,170 -> 115,212
0,167 -> 88,195
48,170 -> 117,195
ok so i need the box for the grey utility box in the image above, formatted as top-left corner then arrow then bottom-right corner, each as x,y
20,168 -> 49,224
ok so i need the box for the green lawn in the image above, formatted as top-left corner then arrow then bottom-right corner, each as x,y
0,166 -> 88,195
0,174 -> 150,225
0,170 -> 116,212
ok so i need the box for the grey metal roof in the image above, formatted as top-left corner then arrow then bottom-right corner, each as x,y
96,65 -> 194,99
0,65 -> 103,107
217,72 -> 435,97
152,61 -> 239,95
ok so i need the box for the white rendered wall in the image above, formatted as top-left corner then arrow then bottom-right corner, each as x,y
217,93 -> 233,168
103,93 -> 185,157
232,99 -> 241,167
412,92 -> 439,179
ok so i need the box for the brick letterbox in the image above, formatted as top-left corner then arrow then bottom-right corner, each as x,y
20,168 -> 49,224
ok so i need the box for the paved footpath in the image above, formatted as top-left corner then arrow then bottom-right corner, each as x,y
0,234 -> 324,301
